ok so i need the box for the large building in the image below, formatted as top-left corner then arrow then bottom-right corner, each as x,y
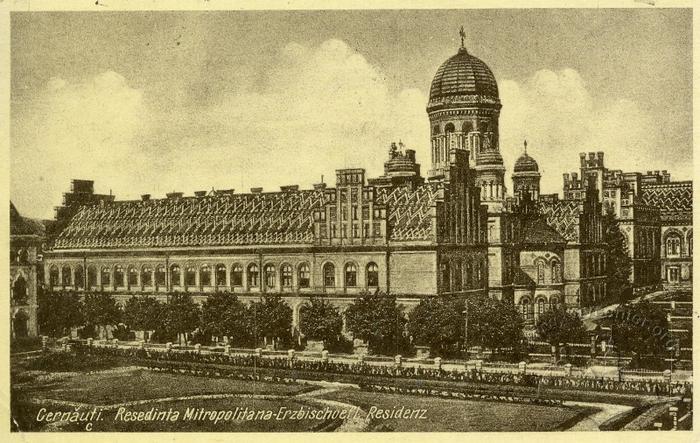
563,153 -> 692,289
39,34 -> 613,337
10,202 -> 45,338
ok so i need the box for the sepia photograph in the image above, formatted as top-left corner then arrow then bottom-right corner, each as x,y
7,5 -> 694,434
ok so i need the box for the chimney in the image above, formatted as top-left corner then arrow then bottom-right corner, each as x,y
194,191 -> 207,198
313,183 -> 327,191
141,194 -> 151,201
250,187 -> 263,194
280,185 -> 299,192
166,192 -> 183,199
406,149 -> 416,162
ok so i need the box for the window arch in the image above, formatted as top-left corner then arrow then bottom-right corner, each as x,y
61,265 -> 72,286
200,264 -> 212,286
462,121 -> 473,133
323,262 -> 335,288
141,266 -> 153,287
231,264 -> 243,287
17,249 -> 29,264
432,124 -> 440,135
264,264 -> 276,289
520,297 -> 532,320
87,266 -> 97,288
101,267 -> 111,286
170,265 -> 181,287
366,262 -> 379,287
444,122 -> 455,133
128,266 -> 138,287
480,121 -> 490,133
550,296 -> 560,310
185,266 -> 196,287
13,276 -> 27,303
215,264 -> 227,286
666,233 -> 682,257
536,260 -> 545,284
537,298 -> 546,317
281,263 -> 293,288
247,263 -> 259,287
344,263 -> 357,287
74,265 -> 84,289
298,263 -> 310,288
114,265 -> 125,287
155,265 -> 166,287
551,261 -> 561,283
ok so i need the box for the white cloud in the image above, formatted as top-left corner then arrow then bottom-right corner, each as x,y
499,68 -> 669,195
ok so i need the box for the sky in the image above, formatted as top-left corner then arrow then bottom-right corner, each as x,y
10,9 -> 692,219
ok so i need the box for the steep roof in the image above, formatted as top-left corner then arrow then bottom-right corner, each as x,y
52,184 -> 440,249
537,200 -> 582,242
10,202 -> 46,237
641,181 -> 692,223
520,218 -> 567,245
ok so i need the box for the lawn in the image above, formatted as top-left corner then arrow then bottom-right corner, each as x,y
320,389 -> 596,431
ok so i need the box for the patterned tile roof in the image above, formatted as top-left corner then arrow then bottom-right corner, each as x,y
641,181 -> 692,223
537,200 -> 582,242
376,184 -> 439,241
521,218 -> 567,244
53,184 -> 441,249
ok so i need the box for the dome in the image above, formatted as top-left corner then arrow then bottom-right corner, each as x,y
428,47 -> 499,105
514,152 -> 539,173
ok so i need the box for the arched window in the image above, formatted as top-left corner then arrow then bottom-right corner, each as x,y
231,264 -> 243,287
441,262 -> 451,291
536,261 -> 545,284
49,266 -> 59,287
520,298 -> 531,320
185,266 -> 196,287
200,264 -> 212,286
73,265 -> 84,289
480,121 -> 490,133
537,298 -> 546,317
114,265 -> 125,287
61,265 -> 72,286
454,262 -> 463,291
155,265 -> 166,286
87,266 -> 97,288
550,296 -> 560,310
366,262 -> 379,287
444,123 -> 455,133
264,264 -> 276,289
688,234 -> 693,256
298,263 -> 310,288
462,121 -> 473,133
101,267 -> 111,286
666,234 -> 681,257
432,125 -> 440,135
323,263 -> 335,288
141,266 -> 153,287
281,264 -> 293,288
215,264 -> 227,286
13,276 -> 27,303
17,249 -> 29,264
170,265 -> 181,286
128,266 -> 138,287
551,261 -> 561,283
344,263 -> 357,287
248,264 -> 259,287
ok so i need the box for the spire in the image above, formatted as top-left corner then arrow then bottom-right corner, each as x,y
459,26 -> 467,52
524,139 -> 528,154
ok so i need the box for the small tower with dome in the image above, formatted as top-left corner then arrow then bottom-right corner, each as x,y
512,140 -> 541,202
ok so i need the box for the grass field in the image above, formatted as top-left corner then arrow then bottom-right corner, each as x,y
319,389 -> 593,432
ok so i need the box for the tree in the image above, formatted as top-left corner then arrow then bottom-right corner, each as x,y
299,297 -> 343,348
164,293 -> 200,346
249,295 -> 292,349
407,297 -> 463,357
122,296 -> 162,341
535,307 -> 586,362
37,290 -> 83,337
345,291 -> 407,355
603,206 -> 632,303
200,292 -> 252,346
610,300 -> 671,368
82,293 -> 122,339
465,293 -> 525,354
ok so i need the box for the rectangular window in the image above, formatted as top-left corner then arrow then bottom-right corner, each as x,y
373,223 -> 381,236
362,206 -> 369,219
352,206 -> 358,220
352,224 -> 359,238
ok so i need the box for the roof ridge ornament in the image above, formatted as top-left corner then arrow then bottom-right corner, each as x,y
459,26 -> 467,53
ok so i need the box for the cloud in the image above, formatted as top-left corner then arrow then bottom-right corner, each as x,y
499,68 -> 674,195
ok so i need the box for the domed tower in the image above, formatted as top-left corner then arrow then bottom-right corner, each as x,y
512,140 -> 541,202
427,27 -> 505,211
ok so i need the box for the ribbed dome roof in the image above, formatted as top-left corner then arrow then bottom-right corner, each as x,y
429,47 -> 499,102
514,153 -> 539,173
